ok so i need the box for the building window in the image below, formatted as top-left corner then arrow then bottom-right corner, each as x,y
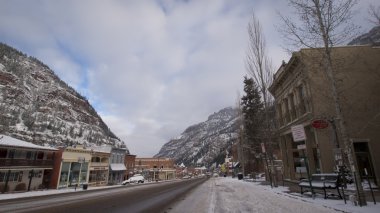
7,172 -> 21,182
46,152 -> 54,160
297,85 -> 307,115
12,150 -> 26,159
8,149 -> 15,159
284,98 -> 290,123
289,93 -> 296,120
59,162 -> 70,187
26,151 -> 35,160
37,151 -> 44,160
0,148 -> 7,158
0,172 -> 5,182
91,157 -> 100,162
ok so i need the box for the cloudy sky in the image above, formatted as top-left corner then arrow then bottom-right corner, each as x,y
0,0 -> 376,157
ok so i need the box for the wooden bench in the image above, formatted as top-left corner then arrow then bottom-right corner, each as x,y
299,173 -> 342,199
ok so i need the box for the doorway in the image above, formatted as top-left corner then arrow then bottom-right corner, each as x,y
353,142 -> 377,185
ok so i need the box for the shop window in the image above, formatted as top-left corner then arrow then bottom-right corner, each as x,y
59,162 -> 70,186
8,172 -> 20,182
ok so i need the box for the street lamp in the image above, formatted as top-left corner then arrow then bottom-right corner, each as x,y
28,169 -> 35,191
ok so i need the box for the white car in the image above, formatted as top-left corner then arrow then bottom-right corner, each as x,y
122,174 -> 145,185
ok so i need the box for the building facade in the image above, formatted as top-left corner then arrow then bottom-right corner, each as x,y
124,154 -> 136,180
52,146 -> 92,189
135,157 -> 176,181
0,135 -> 57,193
88,148 -> 109,187
108,147 -> 127,185
269,46 -> 380,184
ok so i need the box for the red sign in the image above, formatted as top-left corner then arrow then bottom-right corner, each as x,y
312,119 -> 329,129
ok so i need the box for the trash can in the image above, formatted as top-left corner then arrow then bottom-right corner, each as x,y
82,183 -> 88,190
238,173 -> 243,180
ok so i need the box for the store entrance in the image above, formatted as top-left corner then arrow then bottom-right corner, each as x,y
353,142 -> 377,185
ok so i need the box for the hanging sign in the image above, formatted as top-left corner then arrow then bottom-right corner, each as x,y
311,119 -> 329,129
291,125 -> 306,142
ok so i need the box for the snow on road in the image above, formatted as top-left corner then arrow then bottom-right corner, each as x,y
169,177 -> 379,213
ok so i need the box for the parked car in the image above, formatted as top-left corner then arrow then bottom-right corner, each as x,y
255,173 -> 265,180
182,175 -> 191,179
122,174 -> 145,185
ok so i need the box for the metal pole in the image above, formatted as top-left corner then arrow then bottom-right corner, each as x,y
28,169 -> 34,191
303,149 -> 314,198
2,170 -> 11,193
365,168 -> 376,204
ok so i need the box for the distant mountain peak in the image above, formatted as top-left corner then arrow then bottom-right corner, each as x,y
155,107 -> 240,167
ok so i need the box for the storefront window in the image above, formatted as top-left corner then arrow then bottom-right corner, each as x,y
59,162 -> 70,187
69,162 -> 81,186
80,163 -> 88,183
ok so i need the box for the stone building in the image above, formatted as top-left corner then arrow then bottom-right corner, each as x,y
268,45 -> 380,184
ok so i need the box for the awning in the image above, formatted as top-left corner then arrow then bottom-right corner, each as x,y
110,164 -> 126,171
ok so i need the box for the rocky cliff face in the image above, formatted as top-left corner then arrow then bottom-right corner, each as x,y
0,43 -> 127,151
155,107 -> 240,167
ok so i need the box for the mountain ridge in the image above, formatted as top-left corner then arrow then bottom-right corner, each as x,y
0,43 -> 127,151
155,107 -> 240,167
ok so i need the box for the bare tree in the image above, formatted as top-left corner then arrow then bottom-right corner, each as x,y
278,0 -> 367,205
368,4 -> 380,26
245,12 -> 276,186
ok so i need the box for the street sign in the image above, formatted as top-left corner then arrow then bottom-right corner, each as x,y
297,144 -> 306,150
311,119 -> 329,129
291,125 -> 306,142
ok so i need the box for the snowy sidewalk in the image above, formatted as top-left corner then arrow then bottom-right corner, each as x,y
169,177 -> 380,213
0,184 -> 121,200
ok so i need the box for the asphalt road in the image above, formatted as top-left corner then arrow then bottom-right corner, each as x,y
0,178 -> 208,213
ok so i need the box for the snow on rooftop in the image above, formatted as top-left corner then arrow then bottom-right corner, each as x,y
0,134 -> 57,151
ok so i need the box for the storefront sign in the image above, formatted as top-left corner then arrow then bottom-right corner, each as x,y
311,119 -> 329,129
291,125 -> 306,142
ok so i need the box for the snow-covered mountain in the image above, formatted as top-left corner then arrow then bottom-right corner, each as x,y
155,107 -> 240,167
348,25 -> 380,46
0,43 -> 127,151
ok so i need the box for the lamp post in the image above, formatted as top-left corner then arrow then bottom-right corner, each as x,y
28,169 -> 34,191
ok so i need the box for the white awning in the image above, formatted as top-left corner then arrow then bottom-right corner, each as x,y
110,164 -> 126,171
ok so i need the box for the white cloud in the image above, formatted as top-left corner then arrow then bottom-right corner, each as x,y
1,0 -> 377,156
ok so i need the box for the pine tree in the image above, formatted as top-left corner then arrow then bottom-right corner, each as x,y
240,76 -> 264,173
241,76 -> 263,143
